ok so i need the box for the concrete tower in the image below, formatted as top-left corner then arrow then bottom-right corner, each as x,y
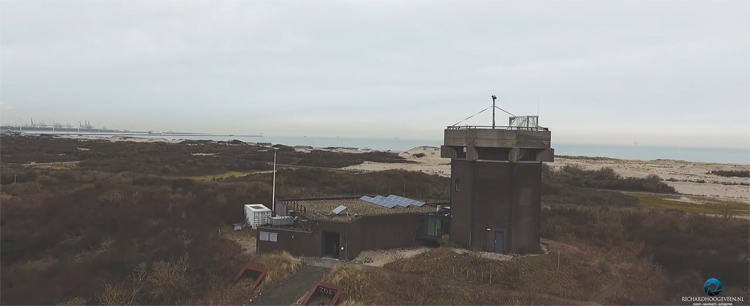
442,100 -> 553,254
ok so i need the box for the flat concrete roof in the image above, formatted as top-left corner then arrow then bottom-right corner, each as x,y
285,198 -> 437,221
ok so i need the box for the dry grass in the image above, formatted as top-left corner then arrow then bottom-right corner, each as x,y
256,251 -> 304,291
323,265 -> 367,301
325,267 -> 568,305
145,254 -> 196,303
96,283 -> 140,306
629,192 -> 749,216
222,226 -> 257,253
191,171 -> 251,181
12,257 -> 57,271
57,296 -> 87,306
321,262 -> 569,305
338,298 -> 364,306
384,243 -> 670,305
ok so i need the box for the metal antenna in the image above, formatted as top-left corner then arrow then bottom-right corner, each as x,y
272,148 -> 278,216
491,95 -> 497,129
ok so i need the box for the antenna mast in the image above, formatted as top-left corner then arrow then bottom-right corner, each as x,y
491,95 -> 497,129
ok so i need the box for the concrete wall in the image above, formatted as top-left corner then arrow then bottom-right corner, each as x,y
449,159 -> 474,249
471,161 -> 513,252
444,129 -> 551,149
448,160 -> 543,254
509,163 -> 542,254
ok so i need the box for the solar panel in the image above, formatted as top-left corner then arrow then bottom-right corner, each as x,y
332,205 -> 347,215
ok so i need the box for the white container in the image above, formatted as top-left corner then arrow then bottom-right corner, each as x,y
244,204 -> 272,229
270,216 -> 294,226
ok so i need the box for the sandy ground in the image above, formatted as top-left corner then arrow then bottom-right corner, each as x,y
342,146 -> 750,204
352,247 -> 432,266
351,246 -> 520,267
56,134 -> 181,143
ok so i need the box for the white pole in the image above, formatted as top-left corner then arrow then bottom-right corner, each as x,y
272,149 -> 277,215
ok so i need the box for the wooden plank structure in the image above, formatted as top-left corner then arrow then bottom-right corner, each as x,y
233,265 -> 268,292
299,281 -> 343,306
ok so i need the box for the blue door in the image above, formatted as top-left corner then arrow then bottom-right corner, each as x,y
494,231 -> 505,253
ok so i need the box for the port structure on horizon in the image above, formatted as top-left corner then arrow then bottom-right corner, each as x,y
441,95 -> 554,254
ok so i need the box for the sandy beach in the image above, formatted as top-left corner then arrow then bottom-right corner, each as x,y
342,146 -> 750,204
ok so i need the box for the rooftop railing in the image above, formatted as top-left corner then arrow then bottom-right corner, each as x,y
446,125 -> 549,131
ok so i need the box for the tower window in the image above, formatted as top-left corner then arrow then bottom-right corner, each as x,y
455,179 -> 461,192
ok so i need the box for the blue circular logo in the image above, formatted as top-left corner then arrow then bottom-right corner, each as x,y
704,278 -> 722,296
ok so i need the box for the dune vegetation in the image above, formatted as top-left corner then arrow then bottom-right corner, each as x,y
2,135 -> 747,305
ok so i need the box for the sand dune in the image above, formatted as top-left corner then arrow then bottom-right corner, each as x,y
343,146 -> 750,203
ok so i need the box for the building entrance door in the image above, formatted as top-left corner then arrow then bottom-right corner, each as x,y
322,232 -> 340,259
494,231 -> 505,253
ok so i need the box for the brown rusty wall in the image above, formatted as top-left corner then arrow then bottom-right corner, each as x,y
359,214 -> 422,251
256,228 -> 316,258
345,220 -> 362,261
449,159 -> 473,249
308,220 -> 351,259
471,161 -> 513,252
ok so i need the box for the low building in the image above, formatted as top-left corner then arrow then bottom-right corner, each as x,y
255,196 -> 449,261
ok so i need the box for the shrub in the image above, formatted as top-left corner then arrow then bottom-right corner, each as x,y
96,283 -> 139,306
145,254 -> 195,303
709,170 -> 750,178
543,164 -> 676,194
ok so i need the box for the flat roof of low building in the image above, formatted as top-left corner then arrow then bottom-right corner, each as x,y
281,197 -> 441,221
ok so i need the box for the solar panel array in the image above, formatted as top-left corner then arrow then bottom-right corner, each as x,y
359,194 -> 425,209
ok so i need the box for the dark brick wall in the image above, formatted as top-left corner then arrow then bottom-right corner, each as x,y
256,228 -> 316,258
450,159 -> 474,248
360,214 -> 421,251
448,160 -> 543,254
510,162 -> 542,253
472,161 -> 513,252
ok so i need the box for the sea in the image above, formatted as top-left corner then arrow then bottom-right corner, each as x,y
15,132 -> 750,164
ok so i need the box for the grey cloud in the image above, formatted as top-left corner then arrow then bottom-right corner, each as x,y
1,0 -> 748,147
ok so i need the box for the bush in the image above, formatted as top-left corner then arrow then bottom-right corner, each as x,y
145,254 -> 195,303
709,170 -> 750,178
543,164 -> 676,194
541,205 -> 750,298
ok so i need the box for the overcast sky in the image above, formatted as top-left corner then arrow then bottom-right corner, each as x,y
1,0 -> 748,148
